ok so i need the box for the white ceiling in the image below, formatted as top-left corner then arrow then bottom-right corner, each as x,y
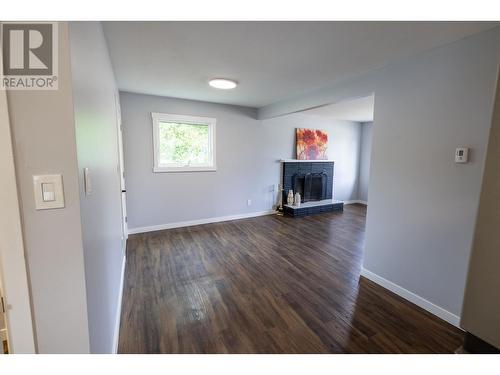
103,22 -> 498,108
301,95 -> 375,122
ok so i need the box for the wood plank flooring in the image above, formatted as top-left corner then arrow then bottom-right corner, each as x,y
118,204 -> 463,353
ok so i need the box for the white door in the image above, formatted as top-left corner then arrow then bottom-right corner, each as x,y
115,93 -> 128,243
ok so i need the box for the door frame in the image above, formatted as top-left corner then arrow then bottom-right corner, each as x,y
0,41 -> 36,353
114,92 -> 128,244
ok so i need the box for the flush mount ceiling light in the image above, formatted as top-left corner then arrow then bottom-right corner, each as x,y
208,78 -> 238,90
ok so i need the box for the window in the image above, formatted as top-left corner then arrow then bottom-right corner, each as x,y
152,112 -> 216,172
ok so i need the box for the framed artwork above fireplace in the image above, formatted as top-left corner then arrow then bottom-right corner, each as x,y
296,128 -> 328,160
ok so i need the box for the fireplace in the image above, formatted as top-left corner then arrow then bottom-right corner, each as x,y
292,172 -> 327,203
280,160 -> 343,217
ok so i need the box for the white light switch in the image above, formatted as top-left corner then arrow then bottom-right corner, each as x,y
42,183 -> 55,202
33,174 -> 65,210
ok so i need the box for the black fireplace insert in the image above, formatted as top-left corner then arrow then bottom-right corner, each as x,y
292,172 -> 327,203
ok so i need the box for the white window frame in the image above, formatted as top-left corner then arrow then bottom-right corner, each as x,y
152,112 -> 217,173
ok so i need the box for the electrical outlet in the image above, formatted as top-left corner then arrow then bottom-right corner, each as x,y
247,199 -> 252,206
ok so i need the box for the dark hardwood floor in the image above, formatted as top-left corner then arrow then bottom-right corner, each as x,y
118,204 -> 463,353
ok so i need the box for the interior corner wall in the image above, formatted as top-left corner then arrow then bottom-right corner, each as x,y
119,92 -> 363,231
6,22 -> 90,353
357,122 -> 373,203
69,22 -> 125,353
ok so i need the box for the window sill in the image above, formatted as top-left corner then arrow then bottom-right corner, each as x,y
153,166 -> 217,173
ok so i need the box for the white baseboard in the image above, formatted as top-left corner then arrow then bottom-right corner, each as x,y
344,200 -> 368,205
360,267 -> 461,327
112,253 -> 126,354
128,210 -> 275,235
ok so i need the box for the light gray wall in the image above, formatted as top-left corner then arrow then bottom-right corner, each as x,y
69,22 -> 125,353
7,23 -> 90,353
120,92 -> 363,230
258,27 -> 500,318
364,29 -> 499,317
358,122 -> 373,202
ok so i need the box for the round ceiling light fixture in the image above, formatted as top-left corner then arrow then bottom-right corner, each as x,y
208,78 -> 238,90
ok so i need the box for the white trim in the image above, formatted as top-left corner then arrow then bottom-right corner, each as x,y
112,254 -> 126,354
129,210 -> 275,235
153,166 -> 217,173
360,267 -> 461,327
279,159 -> 335,163
151,112 -> 216,173
344,200 -> 367,205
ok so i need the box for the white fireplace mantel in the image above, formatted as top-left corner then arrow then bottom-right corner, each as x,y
279,159 -> 335,163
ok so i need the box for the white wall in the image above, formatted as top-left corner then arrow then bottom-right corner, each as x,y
258,27 -> 500,322
69,22 -> 125,353
357,122 -> 373,202
120,92 -> 363,231
7,23 -> 90,353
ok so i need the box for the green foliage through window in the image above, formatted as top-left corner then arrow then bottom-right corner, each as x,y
158,122 -> 210,166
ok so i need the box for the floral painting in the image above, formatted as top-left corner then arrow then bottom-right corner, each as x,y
296,128 -> 328,160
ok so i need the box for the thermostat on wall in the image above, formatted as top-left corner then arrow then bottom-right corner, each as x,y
455,147 -> 469,163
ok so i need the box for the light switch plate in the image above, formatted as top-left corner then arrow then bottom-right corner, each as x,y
33,174 -> 65,210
